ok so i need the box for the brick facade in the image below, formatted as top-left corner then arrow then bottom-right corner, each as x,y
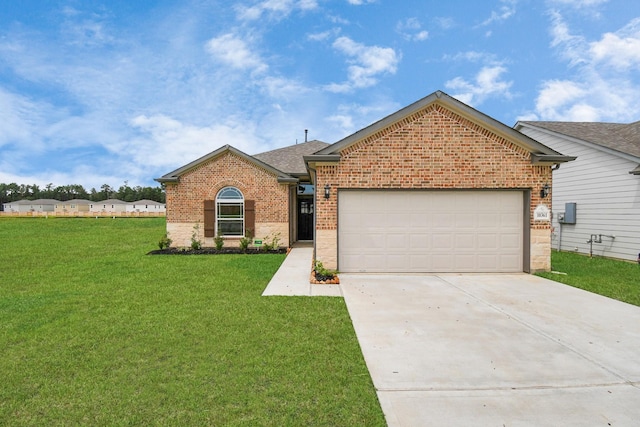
165,151 -> 290,247
315,104 -> 552,272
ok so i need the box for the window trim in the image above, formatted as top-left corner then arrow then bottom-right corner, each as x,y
215,187 -> 244,237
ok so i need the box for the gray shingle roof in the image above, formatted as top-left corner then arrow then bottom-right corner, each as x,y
253,140 -> 329,174
520,121 -> 640,158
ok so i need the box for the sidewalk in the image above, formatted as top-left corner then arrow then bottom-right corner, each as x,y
261,246 -> 342,297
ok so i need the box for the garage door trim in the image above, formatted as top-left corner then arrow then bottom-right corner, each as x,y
337,189 -> 531,273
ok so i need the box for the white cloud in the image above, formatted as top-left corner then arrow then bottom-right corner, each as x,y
0,88 -> 42,148
325,36 -> 400,93
205,33 -> 268,73
260,76 -> 312,99
347,0 -> 376,5
236,0 -> 318,21
529,77 -> 640,121
549,10 -> 587,66
589,18 -> 640,70
434,17 -> 455,30
548,0 -> 609,6
307,28 -> 341,41
59,6 -> 115,47
445,65 -> 513,106
396,18 -> 429,41
524,12 -> 640,121
323,98 -> 400,139
443,50 -> 496,63
479,0 -> 517,27
129,114 -> 265,169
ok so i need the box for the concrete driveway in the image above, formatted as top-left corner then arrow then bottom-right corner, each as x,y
340,273 -> 640,426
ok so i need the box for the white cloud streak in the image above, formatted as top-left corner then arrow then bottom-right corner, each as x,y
525,12 -> 640,121
325,36 -> 400,93
236,0 -> 318,21
479,0 -> 517,27
205,33 -> 268,73
445,65 -> 513,106
396,18 -> 429,41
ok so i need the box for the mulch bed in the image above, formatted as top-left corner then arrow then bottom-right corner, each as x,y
148,247 -> 288,255
309,263 -> 340,285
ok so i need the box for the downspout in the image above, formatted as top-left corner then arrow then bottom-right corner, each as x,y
307,164 -> 318,263
557,221 -> 562,251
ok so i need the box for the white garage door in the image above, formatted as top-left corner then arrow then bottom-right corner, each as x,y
338,190 -> 524,273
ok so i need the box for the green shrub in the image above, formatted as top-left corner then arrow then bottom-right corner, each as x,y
158,233 -> 172,250
239,229 -> 253,252
314,260 -> 337,280
191,223 -> 202,250
262,232 -> 282,252
214,230 -> 224,250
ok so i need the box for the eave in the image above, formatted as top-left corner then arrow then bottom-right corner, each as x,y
530,153 -> 577,165
154,144 -> 298,185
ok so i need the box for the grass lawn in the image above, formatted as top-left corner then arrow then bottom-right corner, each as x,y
537,250 -> 640,307
0,217 -> 385,426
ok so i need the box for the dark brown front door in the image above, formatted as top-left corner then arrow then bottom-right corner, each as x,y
297,198 -> 314,240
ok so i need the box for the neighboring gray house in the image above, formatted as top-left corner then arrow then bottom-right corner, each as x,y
90,199 -> 128,213
515,120 -> 640,262
126,199 -> 167,213
2,199 -> 59,213
55,199 -> 91,214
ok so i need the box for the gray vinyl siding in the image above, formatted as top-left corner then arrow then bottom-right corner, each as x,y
519,127 -> 640,262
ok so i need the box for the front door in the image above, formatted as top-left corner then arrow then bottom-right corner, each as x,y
297,198 -> 314,240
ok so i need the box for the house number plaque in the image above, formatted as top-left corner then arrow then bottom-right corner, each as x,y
534,204 -> 550,221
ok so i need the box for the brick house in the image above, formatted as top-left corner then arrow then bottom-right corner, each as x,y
156,91 -> 575,273
156,141 -> 329,249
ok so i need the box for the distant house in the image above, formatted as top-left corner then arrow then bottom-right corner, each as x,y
2,199 -> 59,213
126,200 -> 166,213
90,199 -> 128,213
515,120 -> 640,262
2,200 -> 31,213
55,199 -> 91,214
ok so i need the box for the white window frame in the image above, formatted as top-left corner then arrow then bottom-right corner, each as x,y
216,187 -> 244,237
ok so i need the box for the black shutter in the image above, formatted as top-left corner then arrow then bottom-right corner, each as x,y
204,200 -> 215,237
244,200 -> 255,238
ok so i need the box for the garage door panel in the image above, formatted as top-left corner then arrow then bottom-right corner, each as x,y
410,234 -> 430,249
432,234 -> 453,249
477,254 -> 498,269
500,213 -> 522,227
431,254 -> 453,270
387,233 -> 408,249
455,213 -> 476,228
339,190 -> 524,273
454,234 -> 476,249
501,234 -> 521,249
432,213 -> 454,228
478,213 -> 498,227
477,234 -> 498,250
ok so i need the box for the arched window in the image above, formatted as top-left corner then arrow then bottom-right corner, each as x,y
216,187 -> 244,236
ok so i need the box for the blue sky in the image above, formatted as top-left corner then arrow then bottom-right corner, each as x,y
1,0 -> 640,189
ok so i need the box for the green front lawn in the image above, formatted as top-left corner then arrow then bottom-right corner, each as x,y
0,218 -> 384,426
537,250 -> 640,307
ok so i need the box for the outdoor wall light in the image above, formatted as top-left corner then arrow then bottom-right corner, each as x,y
540,183 -> 550,199
324,184 -> 331,200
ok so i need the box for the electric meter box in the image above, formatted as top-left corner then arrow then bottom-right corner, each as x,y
560,202 -> 576,224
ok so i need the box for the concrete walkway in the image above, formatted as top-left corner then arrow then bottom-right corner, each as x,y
261,246 -> 341,297
341,273 -> 640,426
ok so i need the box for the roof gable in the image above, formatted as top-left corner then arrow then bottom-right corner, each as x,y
155,145 -> 297,184
517,121 -> 640,159
313,91 -> 573,165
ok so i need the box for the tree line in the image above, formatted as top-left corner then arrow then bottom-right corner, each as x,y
0,182 -> 165,204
